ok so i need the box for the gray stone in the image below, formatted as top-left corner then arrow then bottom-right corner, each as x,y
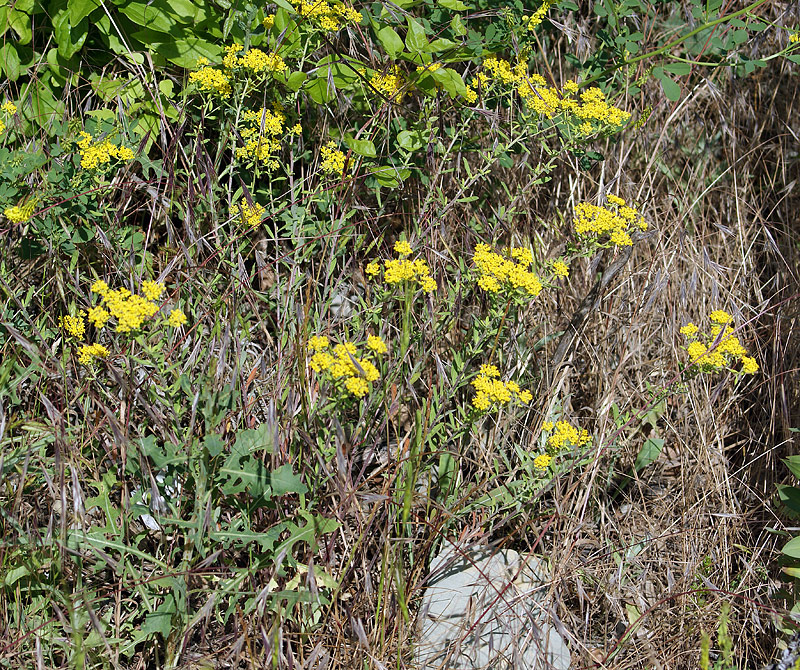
415,545 -> 571,670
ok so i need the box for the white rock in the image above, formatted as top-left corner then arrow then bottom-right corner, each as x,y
415,545 -> 570,670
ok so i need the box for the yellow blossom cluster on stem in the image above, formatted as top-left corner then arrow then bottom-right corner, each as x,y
473,243 -> 542,299
0,101 -> 17,135
573,194 -> 647,247
307,334 -> 387,398
680,310 -> 758,375
532,419 -> 592,472
77,343 -> 110,365
522,0 -> 557,30
289,0 -> 362,31
76,131 -> 135,170
472,58 -> 630,133
235,105 -> 295,169
4,198 -> 36,224
471,363 -> 533,412
365,241 -> 437,293
188,44 -> 287,98
319,141 -> 348,177
362,65 -> 405,102
232,198 -> 266,227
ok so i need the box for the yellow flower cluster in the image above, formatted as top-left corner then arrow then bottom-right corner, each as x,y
416,63 -> 442,73
522,0 -> 557,30
791,31 -> 799,44
59,313 -> 86,338
365,241 -> 436,293
290,0 -> 362,31
77,343 -> 110,365
319,141 -> 348,177
90,280 -> 161,333
232,198 -> 266,227
368,65 -> 405,101
168,308 -> 188,328
307,335 -> 386,398
76,131 -> 135,170
235,105 -> 289,168
188,63 -> 232,96
474,58 -> 630,131
239,48 -> 286,74
0,101 -> 16,134
4,199 -> 36,224
532,419 -> 591,472
263,14 -> 275,29
471,364 -> 533,412
573,194 -> 647,247
680,310 -> 758,374
552,260 -> 569,279
473,243 -> 542,298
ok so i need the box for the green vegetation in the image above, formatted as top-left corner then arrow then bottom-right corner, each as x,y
1,0 -> 799,667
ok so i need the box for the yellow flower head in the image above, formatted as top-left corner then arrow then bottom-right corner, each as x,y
366,335 -> 388,354
59,313 -> 86,339
394,240 -> 413,256
141,280 -> 165,302
167,309 -> 188,328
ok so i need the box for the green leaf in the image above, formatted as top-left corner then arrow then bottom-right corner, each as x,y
634,437 -> 664,472
203,434 -> 225,458
284,70 -> 307,91
141,593 -> 176,638
68,0 -> 101,24
405,17 -> 429,54
439,0 -> 469,9
6,9 -> 32,44
784,536 -> 800,559
450,14 -> 466,36
0,43 -> 20,81
659,76 -> 681,101
664,62 -> 691,76
342,135 -> 375,158
397,129 -> 425,152
778,485 -> 800,515
427,37 -> 458,53
373,165 -> 410,187
303,77 -> 335,104
785,456 -> 800,480
4,565 -> 30,586
270,464 -> 307,496
377,25 -> 404,58
54,11 -> 88,59
432,67 -> 467,98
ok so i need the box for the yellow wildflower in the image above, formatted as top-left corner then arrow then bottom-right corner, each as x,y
533,453 -> 552,471
141,280 -> 165,302
167,309 -> 188,328
87,306 -> 111,329
394,240 -> 413,256
319,141 -> 347,176
77,343 -> 109,365
366,335 -> 388,354
60,313 -> 86,338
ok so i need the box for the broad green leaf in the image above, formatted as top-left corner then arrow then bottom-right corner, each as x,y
397,129 -> 425,152
664,62 -> 691,76
68,0 -> 101,24
634,437 -> 664,472
450,14 -> 466,36
203,434 -> 225,458
785,456 -> 800,480
0,43 -> 20,81
778,485 -> 800,515
784,536 -> 800,559
270,464 -> 308,496
304,77 -> 335,104
6,9 -> 32,44
377,25 -> 403,58
284,70 -> 307,91
118,0 -> 178,34
439,0 -> 469,9
54,10 -> 89,59
4,565 -> 30,586
427,37 -> 458,53
344,135 -> 376,158
373,165 -> 410,187
405,17 -> 428,53
659,76 -> 681,101
432,67 -> 467,98
141,593 -> 176,638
